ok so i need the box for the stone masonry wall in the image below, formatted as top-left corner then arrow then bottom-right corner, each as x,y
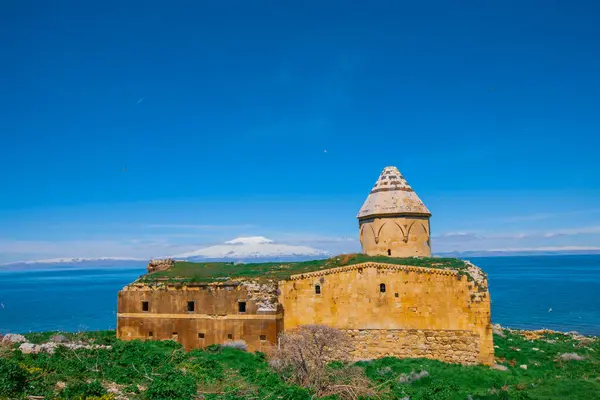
279,262 -> 494,365
346,329 -> 480,365
117,283 -> 281,352
359,216 -> 431,257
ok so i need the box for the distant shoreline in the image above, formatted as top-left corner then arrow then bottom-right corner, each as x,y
2,251 -> 600,269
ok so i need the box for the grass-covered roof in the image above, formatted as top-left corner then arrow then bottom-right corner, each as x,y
136,254 -> 471,284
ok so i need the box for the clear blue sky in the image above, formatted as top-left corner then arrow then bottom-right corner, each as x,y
1,1 -> 599,263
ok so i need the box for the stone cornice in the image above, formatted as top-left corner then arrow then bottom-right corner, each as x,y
284,262 -> 460,281
357,213 -> 432,221
123,282 -> 240,291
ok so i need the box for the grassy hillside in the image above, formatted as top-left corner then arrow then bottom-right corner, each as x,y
139,254 -> 471,283
1,328 -> 598,399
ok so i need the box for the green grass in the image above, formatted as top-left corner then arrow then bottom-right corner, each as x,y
22,330 -> 116,345
138,254 -> 471,283
1,328 -> 598,399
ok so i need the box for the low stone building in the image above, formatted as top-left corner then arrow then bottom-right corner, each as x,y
117,281 -> 281,353
117,166 -> 494,365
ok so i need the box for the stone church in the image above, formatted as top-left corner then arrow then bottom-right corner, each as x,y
117,166 -> 494,365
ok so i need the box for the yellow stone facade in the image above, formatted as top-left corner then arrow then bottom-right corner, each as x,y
359,216 -> 431,257
279,262 -> 494,365
117,283 -> 281,352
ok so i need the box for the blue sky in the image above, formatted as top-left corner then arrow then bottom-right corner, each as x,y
1,1 -> 600,263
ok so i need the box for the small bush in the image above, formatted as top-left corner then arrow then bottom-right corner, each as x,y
0,358 -> 28,396
269,325 -> 378,399
144,368 -> 196,400
60,379 -> 107,399
411,379 -> 458,400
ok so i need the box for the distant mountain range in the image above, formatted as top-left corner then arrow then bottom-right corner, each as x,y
436,248 -> 600,258
0,237 -> 330,269
0,257 -> 147,270
2,239 -> 599,269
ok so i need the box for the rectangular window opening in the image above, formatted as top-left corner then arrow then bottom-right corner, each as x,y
142,301 -> 149,312
380,283 -> 386,293
198,333 -> 205,339
227,334 -> 233,340
315,285 -> 321,294
260,335 -> 267,341
148,331 -> 153,338
238,301 -> 246,313
394,292 -> 399,298
172,332 -> 178,337
187,301 -> 195,312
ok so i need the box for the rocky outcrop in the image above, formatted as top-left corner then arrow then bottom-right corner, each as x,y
18,341 -> 112,354
50,334 -> 69,343
147,259 -> 174,273
464,261 -> 488,291
1,333 -> 26,345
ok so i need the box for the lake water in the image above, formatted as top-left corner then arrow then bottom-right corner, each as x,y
1,255 -> 599,335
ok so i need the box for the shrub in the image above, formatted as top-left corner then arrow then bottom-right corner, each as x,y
144,368 -> 196,400
269,325 -> 377,399
0,358 -> 28,396
60,379 -> 107,399
411,380 -> 458,400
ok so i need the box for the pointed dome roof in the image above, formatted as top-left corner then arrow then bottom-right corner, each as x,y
357,166 -> 431,219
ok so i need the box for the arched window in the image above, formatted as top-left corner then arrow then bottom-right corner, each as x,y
380,283 -> 386,293
315,285 -> 321,294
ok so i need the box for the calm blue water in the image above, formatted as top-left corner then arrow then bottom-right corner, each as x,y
0,255 -> 599,335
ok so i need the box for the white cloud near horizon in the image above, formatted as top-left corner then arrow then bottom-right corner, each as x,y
434,225 -> 600,240
432,225 -> 600,253
484,208 -> 600,224
485,246 -> 600,252
143,224 -> 256,230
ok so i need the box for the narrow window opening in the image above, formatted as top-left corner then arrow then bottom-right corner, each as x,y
227,334 -> 233,340
148,331 -> 153,338
187,301 -> 195,312
142,301 -> 149,312
380,283 -> 386,293
315,284 -> 321,294
387,249 -> 391,256
198,333 -> 205,339
260,335 -> 267,341
238,301 -> 246,313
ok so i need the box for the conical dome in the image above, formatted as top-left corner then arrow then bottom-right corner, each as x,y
357,166 -> 431,219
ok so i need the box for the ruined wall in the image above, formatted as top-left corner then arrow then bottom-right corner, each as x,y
359,216 -> 431,257
117,283 -> 281,352
278,262 -> 493,365
147,259 -> 174,274
346,329 -> 480,364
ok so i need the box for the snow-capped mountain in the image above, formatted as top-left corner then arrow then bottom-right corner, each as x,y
171,236 -> 329,261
